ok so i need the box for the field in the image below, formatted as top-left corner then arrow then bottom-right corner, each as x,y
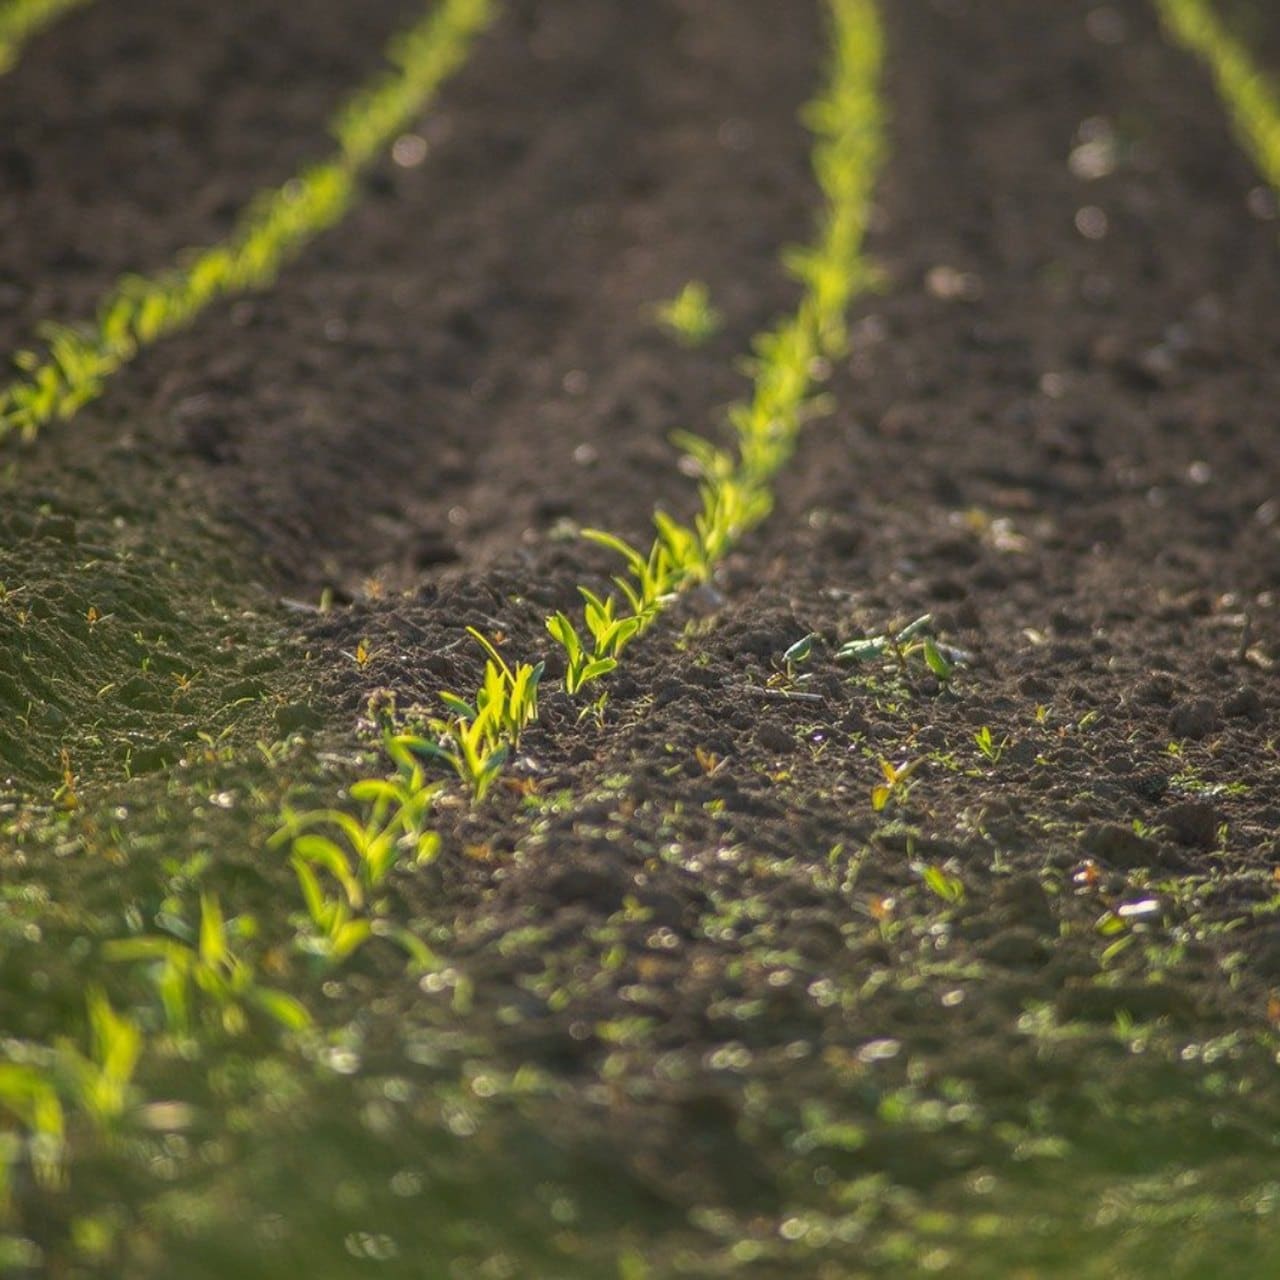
2,0 -> 1280,1275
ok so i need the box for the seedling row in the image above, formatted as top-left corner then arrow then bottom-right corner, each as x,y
0,0 -> 494,442
0,0 -> 887,1199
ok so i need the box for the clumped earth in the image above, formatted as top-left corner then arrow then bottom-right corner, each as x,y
2,1 -> 1279,1277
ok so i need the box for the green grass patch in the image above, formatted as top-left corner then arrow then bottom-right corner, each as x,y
0,490 -> 292,794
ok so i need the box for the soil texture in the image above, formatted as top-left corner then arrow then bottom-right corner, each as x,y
3,0 -> 1280,1276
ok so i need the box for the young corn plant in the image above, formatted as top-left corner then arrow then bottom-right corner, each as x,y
974,725 -> 1008,764
0,1061 -> 65,1193
104,894 -> 310,1037
767,633 -> 820,695
871,757 -> 923,812
547,588 -> 642,695
838,614 -> 966,685
54,988 -> 143,1132
0,991 -> 144,1202
919,864 -> 966,905
584,529 -> 686,620
413,628 -> 544,800
274,733 -> 443,960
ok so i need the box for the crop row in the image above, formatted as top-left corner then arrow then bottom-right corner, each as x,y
416,0 -> 886,801
1155,0 -> 1280,197
0,0 -> 888,1208
0,0 -> 86,75
0,0 -> 495,443
7,0 -> 1280,1246
282,0 -> 886,958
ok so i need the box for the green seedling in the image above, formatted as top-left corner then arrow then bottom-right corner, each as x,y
584,528 -> 684,619
919,864 -> 966,905
765,634 -> 821,698
464,627 -> 545,743
289,866 -> 373,964
105,895 -> 309,1037
974,725 -> 1008,764
418,628 -> 543,796
273,732 -> 442,957
783,633 -> 817,679
277,763 -> 440,910
547,588 -> 641,694
838,614 -> 966,685
654,281 -> 721,347
55,989 -> 142,1131
418,708 -> 508,802
872,757 -> 922,812
0,1061 -> 65,1191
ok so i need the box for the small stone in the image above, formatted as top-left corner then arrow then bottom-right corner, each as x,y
1135,672 -> 1176,705
756,722 -> 793,754
1222,685 -> 1264,721
979,927 -> 1051,969
1081,821 -> 1159,869
1169,697 -> 1218,740
1161,799 -> 1219,849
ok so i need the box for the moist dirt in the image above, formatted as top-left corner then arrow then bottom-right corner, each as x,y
2,0 -> 1280,1276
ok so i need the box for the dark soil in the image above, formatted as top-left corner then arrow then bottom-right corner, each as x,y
136,0 -> 821,594
3,0 -> 1280,1275
0,0 -> 417,355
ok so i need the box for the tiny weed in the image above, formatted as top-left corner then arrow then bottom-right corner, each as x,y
839,614 -> 967,687
919,864 -> 966,904
872,757 -> 922,811
654,281 -> 721,347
